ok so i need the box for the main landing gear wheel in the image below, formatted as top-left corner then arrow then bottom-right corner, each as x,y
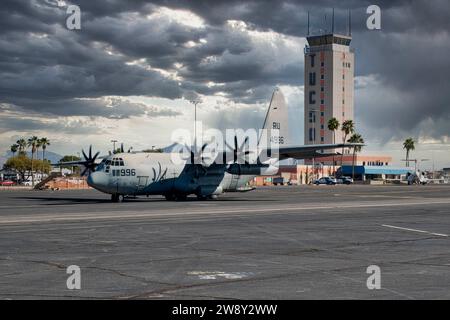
111,194 -> 124,202
165,194 -> 188,201
164,194 -> 176,201
196,194 -> 218,200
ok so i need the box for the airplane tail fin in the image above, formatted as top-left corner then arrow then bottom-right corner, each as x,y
259,88 -> 289,147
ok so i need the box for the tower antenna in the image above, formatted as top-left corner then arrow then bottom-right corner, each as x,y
348,9 -> 352,36
332,8 -> 335,33
307,11 -> 310,36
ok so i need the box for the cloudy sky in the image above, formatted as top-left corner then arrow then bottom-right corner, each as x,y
1,0 -> 449,168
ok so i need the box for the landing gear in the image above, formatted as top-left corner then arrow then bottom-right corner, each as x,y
164,193 -> 187,201
196,194 -> 217,200
111,194 -> 124,202
164,193 -> 176,201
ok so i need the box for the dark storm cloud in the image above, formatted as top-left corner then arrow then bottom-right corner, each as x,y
0,115 -> 102,135
0,0 -> 449,142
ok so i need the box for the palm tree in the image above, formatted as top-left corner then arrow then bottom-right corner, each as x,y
348,133 -> 364,180
16,138 -> 27,154
327,117 -> 340,175
39,137 -> 50,161
36,139 -> 43,172
27,136 -> 39,186
10,144 -> 18,158
403,137 -> 415,167
340,120 -> 354,167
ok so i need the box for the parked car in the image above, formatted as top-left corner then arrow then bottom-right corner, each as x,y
336,176 -> 354,185
313,177 -> 337,185
0,180 -> 15,186
273,177 -> 286,186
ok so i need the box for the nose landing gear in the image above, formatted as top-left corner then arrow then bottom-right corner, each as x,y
111,194 -> 124,202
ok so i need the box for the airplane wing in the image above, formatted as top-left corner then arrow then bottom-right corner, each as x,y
271,143 -> 363,160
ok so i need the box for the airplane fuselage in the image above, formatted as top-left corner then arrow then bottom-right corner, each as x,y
87,152 -> 267,200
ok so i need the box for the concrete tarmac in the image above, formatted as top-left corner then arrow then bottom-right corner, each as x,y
0,184 -> 449,299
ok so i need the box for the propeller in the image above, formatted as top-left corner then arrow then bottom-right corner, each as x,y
183,138 -> 214,166
80,145 -> 100,176
180,138 -> 217,178
225,135 -> 253,164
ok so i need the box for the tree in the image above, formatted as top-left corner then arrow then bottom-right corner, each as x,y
16,138 -> 27,155
348,133 -> 364,180
340,120 -> 354,167
27,136 -> 39,186
10,144 -> 18,158
4,155 -> 30,182
142,148 -> 163,153
4,155 -> 51,182
39,138 -> 50,161
39,137 -> 50,173
327,117 -> 340,175
403,137 -> 415,167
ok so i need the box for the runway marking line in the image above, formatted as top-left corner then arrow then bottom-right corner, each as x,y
382,224 -> 448,237
1,198 -> 450,225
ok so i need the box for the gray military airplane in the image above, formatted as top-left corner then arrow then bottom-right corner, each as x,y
57,89 -> 359,202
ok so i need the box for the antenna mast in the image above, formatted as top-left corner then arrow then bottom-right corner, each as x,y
307,11 -> 310,36
332,8 -> 335,33
348,9 -> 352,36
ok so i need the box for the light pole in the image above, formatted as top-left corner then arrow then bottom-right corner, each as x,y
190,100 -> 200,143
111,140 -> 118,154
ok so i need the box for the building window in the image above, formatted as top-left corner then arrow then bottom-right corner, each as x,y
342,75 -> 345,80
309,128 -> 316,142
309,91 -> 316,104
321,87 -> 324,92
321,62 -> 324,67
309,72 -> 316,86
321,124 -> 324,129
321,112 -> 324,116
342,86 -> 345,92
321,137 -> 324,142
310,54 -> 315,67
321,99 -> 324,104
309,111 -> 316,123
342,99 -> 345,104
321,74 -> 324,80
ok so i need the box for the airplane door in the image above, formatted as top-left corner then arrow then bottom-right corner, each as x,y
230,174 -> 240,190
137,176 -> 149,191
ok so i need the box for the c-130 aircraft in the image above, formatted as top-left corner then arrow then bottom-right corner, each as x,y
57,89 -> 359,202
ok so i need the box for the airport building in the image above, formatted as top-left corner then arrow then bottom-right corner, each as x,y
302,18 -> 393,169
304,32 -> 354,147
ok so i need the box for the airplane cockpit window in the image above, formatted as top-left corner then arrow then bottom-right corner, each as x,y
110,158 -> 125,166
105,159 -> 111,173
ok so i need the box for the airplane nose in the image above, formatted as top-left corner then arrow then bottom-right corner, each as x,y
87,173 -> 95,186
